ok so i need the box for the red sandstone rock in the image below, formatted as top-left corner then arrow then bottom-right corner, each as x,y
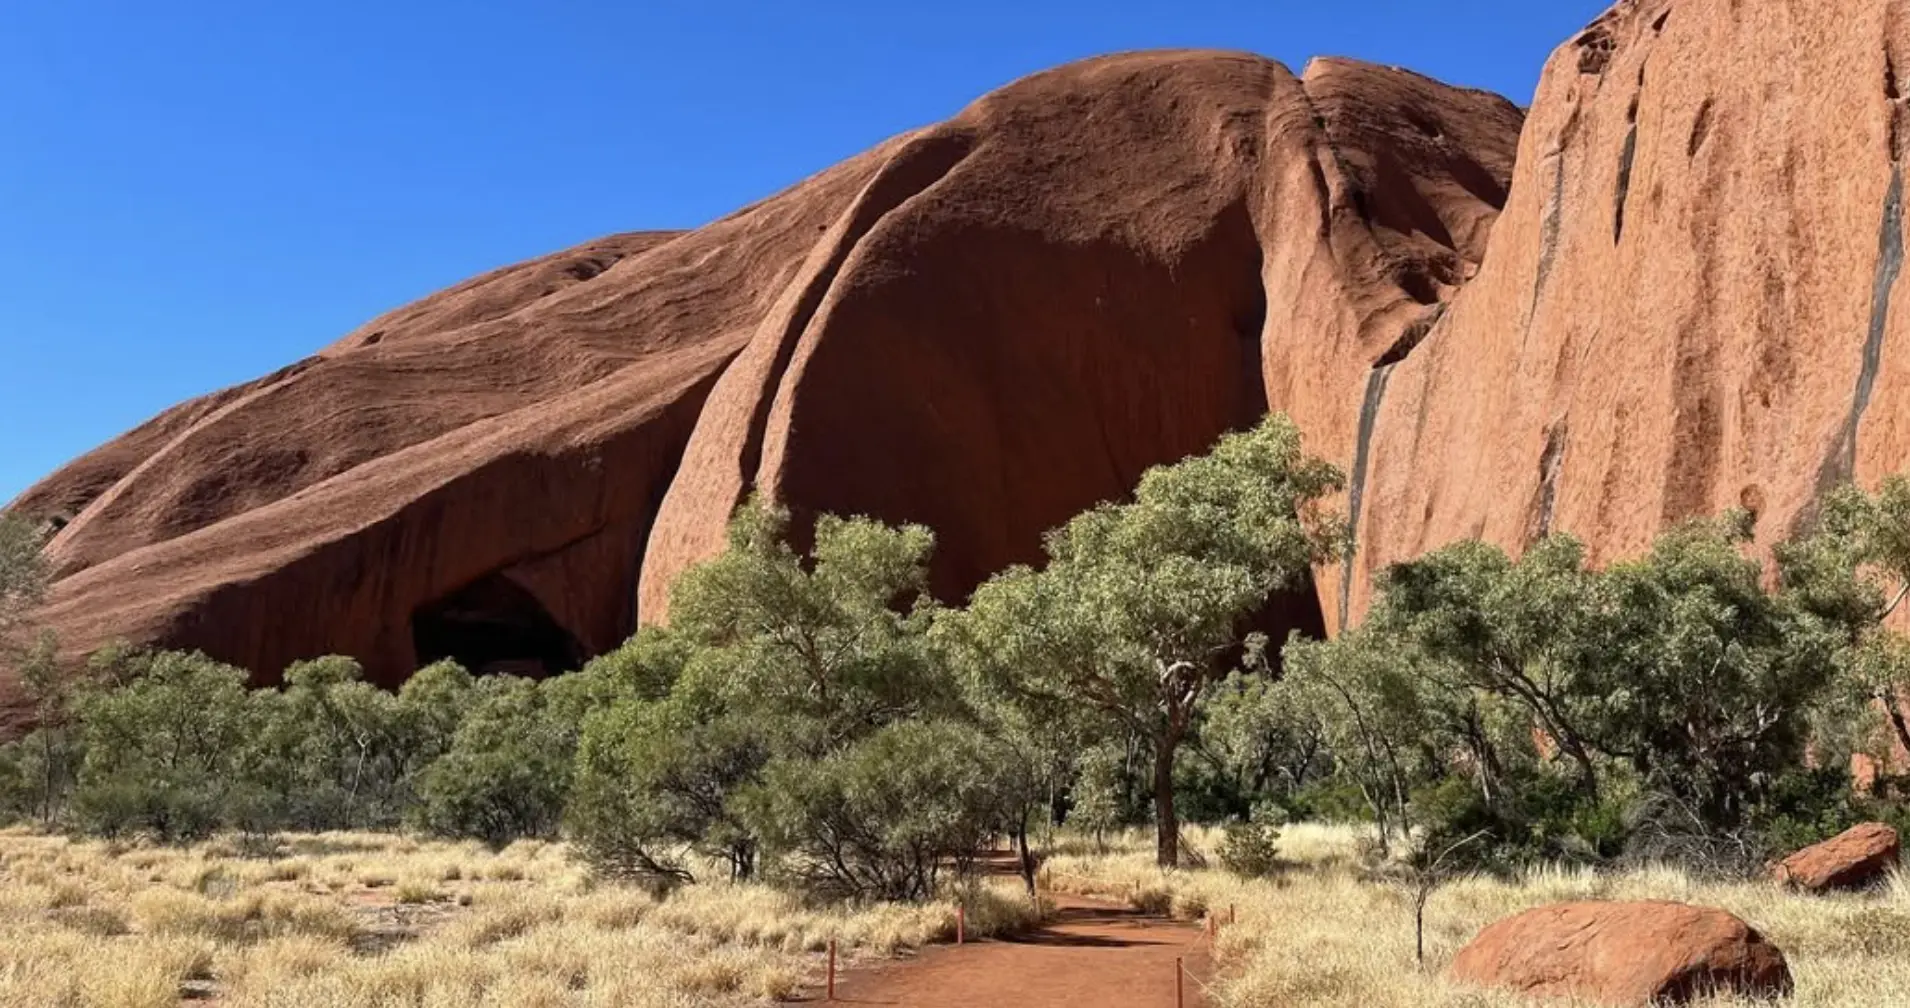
5,50 -> 1519,693
1450,900 -> 1794,1006
22,0 -> 1910,706
1771,822 -> 1901,892
1340,0 -> 1910,631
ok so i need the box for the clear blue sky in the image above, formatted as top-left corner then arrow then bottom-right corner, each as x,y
0,1 -> 1609,504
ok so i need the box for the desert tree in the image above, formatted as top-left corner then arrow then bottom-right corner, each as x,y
1067,743 -> 1129,853
1281,629 -> 1442,853
1783,477 -> 1910,758
568,500 -> 999,897
0,515 -> 46,659
412,672 -> 579,846
69,650 -> 262,840
1591,515 -> 1849,828
1356,535 -> 1609,802
665,501 -> 955,755
936,414 -> 1345,867
1289,511 -> 1860,861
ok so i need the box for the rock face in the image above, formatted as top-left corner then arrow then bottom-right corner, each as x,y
19,0 -> 1910,694
1339,0 -> 1910,620
1771,822 -> 1902,892
1450,901 -> 1794,1006
7,52 -> 1521,688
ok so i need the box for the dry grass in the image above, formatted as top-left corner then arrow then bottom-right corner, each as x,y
1040,823 -> 1910,1007
0,828 -> 1040,1007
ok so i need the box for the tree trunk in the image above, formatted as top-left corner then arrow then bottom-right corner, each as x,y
1014,821 -> 1037,897
1883,690 -> 1910,765
1153,734 -> 1179,868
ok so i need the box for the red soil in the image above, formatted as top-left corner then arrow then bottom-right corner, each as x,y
818,893 -> 1212,1007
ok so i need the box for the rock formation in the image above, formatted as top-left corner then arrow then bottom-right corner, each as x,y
7,52 -> 1520,688
1341,0 -> 1910,618
15,0 -> 1910,696
1450,900 -> 1793,1006
1770,822 -> 1902,892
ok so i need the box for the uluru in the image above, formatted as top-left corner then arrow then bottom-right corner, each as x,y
9,0 -> 1910,697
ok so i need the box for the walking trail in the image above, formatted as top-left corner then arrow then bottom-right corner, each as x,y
817,891 -> 1214,1007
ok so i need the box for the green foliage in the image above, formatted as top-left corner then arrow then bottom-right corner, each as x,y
0,635 -> 83,825
413,675 -> 577,846
0,515 -> 47,658
1408,769 -> 1630,868
1747,767 -> 1910,858
938,414 -> 1344,866
1217,815 -> 1283,879
1285,511 -> 1865,866
743,719 -> 1000,901
1174,664 -> 1328,825
253,656 -> 410,830
15,639 -> 586,848
33,424 -> 1910,907
69,650 -> 262,841
1596,517 -> 1846,825
573,626 -> 688,706
1281,629 -> 1441,850
1066,744 -> 1130,847
567,500 -> 1005,898
671,502 -> 952,753
1786,478 -> 1910,761
568,671 -> 764,885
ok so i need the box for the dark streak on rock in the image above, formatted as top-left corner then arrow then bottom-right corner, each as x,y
1818,163 -> 1904,494
1341,363 -> 1397,628
1615,123 -> 1639,243
1533,421 -> 1569,542
1688,98 -> 1715,159
1521,145 -> 1568,348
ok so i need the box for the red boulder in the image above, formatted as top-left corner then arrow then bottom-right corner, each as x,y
1450,900 -> 1793,1006
1771,822 -> 1901,893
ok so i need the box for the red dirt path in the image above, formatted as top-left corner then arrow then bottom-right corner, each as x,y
816,893 -> 1213,1007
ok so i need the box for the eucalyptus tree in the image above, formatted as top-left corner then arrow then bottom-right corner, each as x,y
937,415 -> 1345,867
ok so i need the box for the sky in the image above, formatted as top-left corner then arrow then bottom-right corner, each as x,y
0,0 -> 1611,503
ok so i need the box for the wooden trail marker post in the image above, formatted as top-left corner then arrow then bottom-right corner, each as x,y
827,939 -> 837,1000
1175,956 -> 1185,1008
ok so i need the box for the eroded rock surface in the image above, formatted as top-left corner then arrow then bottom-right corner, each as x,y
31,0 -> 1910,699
1340,0 -> 1910,621
9,51 -> 1520,688
1450,900 -> 1793,1006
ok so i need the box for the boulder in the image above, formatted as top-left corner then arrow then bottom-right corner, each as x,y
1771,822 -> 1901,893
1449,900 -> 1793,1006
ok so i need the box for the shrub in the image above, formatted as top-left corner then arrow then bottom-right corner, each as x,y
1218,819 -> 1282,879
743,719 -> 1000,901
1128,885 -> 1173,916
567,680 -> 763,887
412,675 -> 574,847
1749,766 -> 1910,859
69,651 -> 262,841
1066,744 -> 1128,849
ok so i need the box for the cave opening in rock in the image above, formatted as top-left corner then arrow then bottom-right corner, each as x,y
1261,570 -> 1330,670
411,573 -> 583,678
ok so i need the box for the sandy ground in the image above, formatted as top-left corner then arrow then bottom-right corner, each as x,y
818,892 -> 1212,1007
